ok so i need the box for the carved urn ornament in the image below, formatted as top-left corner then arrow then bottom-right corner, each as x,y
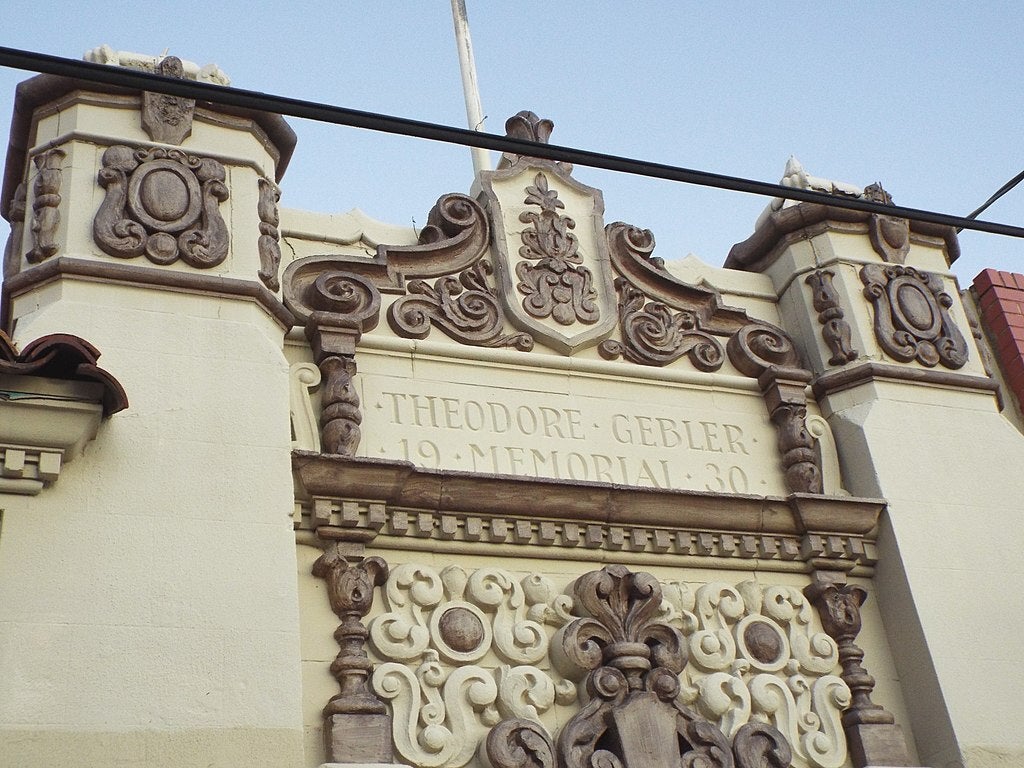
487,565 -> 793,768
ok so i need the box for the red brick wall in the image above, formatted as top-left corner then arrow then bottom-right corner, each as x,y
974,269 -> 1024,408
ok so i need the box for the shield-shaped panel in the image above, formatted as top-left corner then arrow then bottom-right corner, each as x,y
478,160 -> 617,354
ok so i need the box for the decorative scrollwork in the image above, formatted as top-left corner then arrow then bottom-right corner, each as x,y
26,149 -> 65,264
805,270 -> 857,366
727,323 -> 801,378
599,278 -> 724,370
388,261 -> 533,350
515,173 -> 599,327
93,145 -> 229,268
860,263 -> 968,369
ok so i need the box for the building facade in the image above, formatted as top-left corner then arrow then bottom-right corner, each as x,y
2,53 -> 1023,768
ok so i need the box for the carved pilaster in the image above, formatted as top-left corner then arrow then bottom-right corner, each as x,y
257,177 -> 282,291
26,149 -> 65,264
141,55 -> 195,145
804,578 -> 912,767
728,324 -> 822,493
313,545 -> 393,763
806,269 -> 857,365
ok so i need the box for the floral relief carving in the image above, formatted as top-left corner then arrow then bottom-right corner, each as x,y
368,564 -> 575,768
599,278 -> 725,370
388,260 -> 534,350
860,263 -> 968,369
93,145 -> 229,268
26,149 -> 65,264
515,173 -> 599,326
365,565 -> 857,768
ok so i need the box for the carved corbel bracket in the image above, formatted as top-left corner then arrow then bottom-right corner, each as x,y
295,271 -> 381,456
804,577 -> 911,768
312,544 -> 394,764
728,324 -> 822,494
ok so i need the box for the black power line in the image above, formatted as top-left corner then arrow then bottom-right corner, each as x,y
1,45 -> 1022,240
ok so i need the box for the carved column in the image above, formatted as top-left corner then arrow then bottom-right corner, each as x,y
313,544 -> 393,764
804,578 -> 912,767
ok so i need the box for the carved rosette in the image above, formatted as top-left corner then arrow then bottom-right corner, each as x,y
728,324 -> 822,494
490,566 -> 794,768
516,173 -> 599,326
805,270 -> 857,366
860,263 -> 968,368
388,260 -> 534,350
257,177 -> 282,291
141,56 -> 195,145
93,145 -> 229,268
26,149 -> 65,264
599,278 -> 724,369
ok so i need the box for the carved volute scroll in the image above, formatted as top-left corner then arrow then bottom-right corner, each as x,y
93,145 -> 229,268
256,177 -> 282,291
141,55 -> 195,145
313,546 -> 394,764
26,149 -> 65,264
488,565 -> 793,768
301,271 -> 381,456
861,263 -> 968,369
728,325 -> 822,494
805,270 -> 858,366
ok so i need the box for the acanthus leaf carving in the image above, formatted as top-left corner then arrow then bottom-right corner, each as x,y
599,278 -> 725,370
515,173 -> 600,326
93,145 -> 229,268
388,260 -> 534,350
26,149 -> 65,264
860,263 -> 968,369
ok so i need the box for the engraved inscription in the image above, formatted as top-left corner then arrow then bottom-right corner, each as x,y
360,376 -> 782,494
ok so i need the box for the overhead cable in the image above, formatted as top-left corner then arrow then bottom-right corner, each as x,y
1,45 -> 1023,240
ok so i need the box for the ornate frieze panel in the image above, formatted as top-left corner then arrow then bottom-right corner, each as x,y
860,263 -> 968,369
805,270 -> 858,366
26,149 -> 65,264
93,145 -> 229,268
359,563 -> 859,768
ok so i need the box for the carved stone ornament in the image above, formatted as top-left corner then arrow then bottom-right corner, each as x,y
477,115 -> 617,355
860,263 -> 968,369
863,183 -> 910,264
387,260 -> 534,350
804,581 -> 911,767
3,181 -> 27,280
805,270 -> 857,366
488,566 -> 794,768
257,177 -> 282,291
26,149 -> 65,264
141,55 -> 195,145
93,145 -> 229,268
599,277 -> 725,369
728,325 -> 822,494
313,546 -> 394,764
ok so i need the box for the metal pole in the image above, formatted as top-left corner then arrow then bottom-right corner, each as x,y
450,0 -> 491,176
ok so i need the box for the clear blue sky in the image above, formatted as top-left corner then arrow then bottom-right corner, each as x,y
2,2 -> 1022,287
